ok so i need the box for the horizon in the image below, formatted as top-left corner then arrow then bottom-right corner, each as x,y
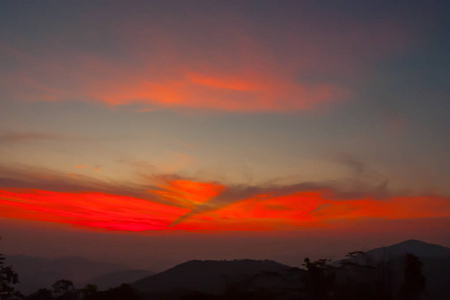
1,0 -> 449,274
3,221 -> 449,272
5,238 -> 449,266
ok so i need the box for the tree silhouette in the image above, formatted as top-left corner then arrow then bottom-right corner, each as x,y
343,251 -> 365,265
334,251 -> 380,300
27,288 -> 53,300
51,279 -> 76,300
302,258 -> 336,300
87,283 -> 137,300
398,253 -> 426,300
0,239 -> 19,299
80,284 -> 98,300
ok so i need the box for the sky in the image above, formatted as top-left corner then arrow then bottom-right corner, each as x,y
1,0 -> 449,269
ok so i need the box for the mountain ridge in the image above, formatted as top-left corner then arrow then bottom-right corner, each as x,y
132,259 -> 291,295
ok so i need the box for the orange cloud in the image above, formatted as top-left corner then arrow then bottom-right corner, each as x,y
188,72 -> 261,92
0,10 -> 415,113
152,179 -> 225,209
82,65 -> 350,112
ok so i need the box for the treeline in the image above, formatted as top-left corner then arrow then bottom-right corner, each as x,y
0,277 -> 137,300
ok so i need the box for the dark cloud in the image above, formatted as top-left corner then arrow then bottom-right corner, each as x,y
340,156 -> 365,177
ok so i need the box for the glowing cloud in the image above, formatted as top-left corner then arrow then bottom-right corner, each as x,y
0,188 -> 189,231
0,173 -> 448,232
175,192 -> 450,231
152,179 -> 225,209
0,3 -> 417,113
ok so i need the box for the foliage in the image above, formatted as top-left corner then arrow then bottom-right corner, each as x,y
397,253 -> 426,300
80,284 -> 98,300
87,284 -> 137,300
343,251 -> 365,265
302,257 -> 336,300
51,279 -> 76,299
0,240 -> 19,299
27,289 -> 52,300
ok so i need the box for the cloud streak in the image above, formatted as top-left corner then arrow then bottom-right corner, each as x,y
0,165 -> 448,232
0,188 -> 189,231
0,131 -> 70,143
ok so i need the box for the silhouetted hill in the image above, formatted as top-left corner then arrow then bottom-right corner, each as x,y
364,239 -> 450,261
333,240 -> 450,300
84,269 -> 154,290
132,259 -> 291,295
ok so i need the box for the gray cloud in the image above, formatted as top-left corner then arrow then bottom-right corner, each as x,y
0,131 -> 76,143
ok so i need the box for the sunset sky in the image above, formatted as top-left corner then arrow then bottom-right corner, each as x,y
1,1 -> 449,268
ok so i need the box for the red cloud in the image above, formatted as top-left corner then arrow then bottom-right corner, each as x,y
0,188 -> 189,231
174,191 -> 450,231
1,180 -> 448,232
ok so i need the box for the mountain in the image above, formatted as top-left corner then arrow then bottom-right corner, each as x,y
4,255 -> 132,295
132,259 -> 291,295
364,239 -> 450,262
84,269 -> 154,290
332,239 -> 450,267
334,240 -> 450,300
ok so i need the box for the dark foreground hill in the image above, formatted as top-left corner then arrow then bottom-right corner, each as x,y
132,259 -> 291,296
82,269 -> 154,291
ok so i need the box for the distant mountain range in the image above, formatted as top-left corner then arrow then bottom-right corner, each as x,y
84,269 -> 154,290
4,255 -> 153,295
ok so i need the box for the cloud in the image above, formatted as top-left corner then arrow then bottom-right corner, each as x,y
0,188 -> 189,231
151,177 -> 225,209
0,165 -> 448,232
168,178 -> 391,227
0,131 -> 69,143
0,3 -> 422,113
173,192 -> 450,231
0,165 -> 160,204
337,155 -> 365,177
